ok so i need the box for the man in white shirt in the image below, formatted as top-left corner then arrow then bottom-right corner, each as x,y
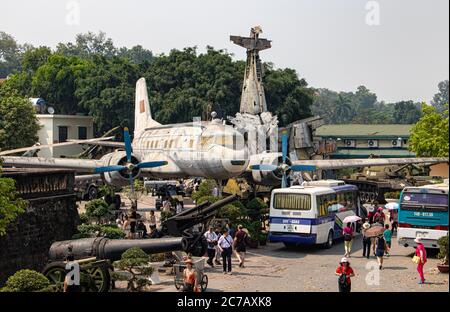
204,227 -> 218,267
218,229 -> 234,274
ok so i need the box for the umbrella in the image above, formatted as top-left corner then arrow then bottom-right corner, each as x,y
385,202 -> 399,210
364,225 -> 385,238
342,215 -> 362,224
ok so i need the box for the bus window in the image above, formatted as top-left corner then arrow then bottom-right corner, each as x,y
336,191 -> 356,212
273,194 -> 311,211
317,194 -> 337,216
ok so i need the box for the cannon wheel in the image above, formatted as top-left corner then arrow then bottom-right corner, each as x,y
200,274 -> 208,292
84,266 -> 110,292
43,262 -> 110,292
43,262 -> 66,292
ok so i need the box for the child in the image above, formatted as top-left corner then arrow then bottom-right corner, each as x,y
383,224 -> 392,256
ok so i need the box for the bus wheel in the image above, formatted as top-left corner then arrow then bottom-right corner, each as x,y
324,231 -> 334,249
283,242 -> 296,249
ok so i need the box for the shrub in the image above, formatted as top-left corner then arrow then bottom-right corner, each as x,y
85,199 -> 111,223
112,247 -> 153,292
192,180 -> 217,202
438,235 -> 449,265
384,191 -> 401,199
78,213 -> 89,224
73,224 -> 125,239
246,198 -> 268,222
1,269 -> 51,292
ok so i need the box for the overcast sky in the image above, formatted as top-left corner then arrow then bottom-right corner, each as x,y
1,0 -> 448,103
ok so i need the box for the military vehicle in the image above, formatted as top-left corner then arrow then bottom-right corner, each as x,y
342,164 -> 444,204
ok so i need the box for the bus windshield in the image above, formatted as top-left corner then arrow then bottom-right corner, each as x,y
401,192 -> 448,212
273,194 -> 311,211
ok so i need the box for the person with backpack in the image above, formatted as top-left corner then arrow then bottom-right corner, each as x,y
362,221 -> 372,259
375,234 -> 387,270
335,257 -> 355,292
343,222 -> 354,257
234,225 -> 248,268
218,229 -> 234,274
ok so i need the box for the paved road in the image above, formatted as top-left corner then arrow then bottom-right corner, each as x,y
116,234 -> 448,292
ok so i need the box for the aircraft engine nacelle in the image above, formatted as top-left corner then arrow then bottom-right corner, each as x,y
100,151 -> 141,187
248,152 -> 290,186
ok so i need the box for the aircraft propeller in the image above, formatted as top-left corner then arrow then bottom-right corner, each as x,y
250,131 -> 317,188
93,127 -> 167,198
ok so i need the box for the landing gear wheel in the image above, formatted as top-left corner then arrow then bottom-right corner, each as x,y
200,274 -> 208,292
324,231 -> 334,249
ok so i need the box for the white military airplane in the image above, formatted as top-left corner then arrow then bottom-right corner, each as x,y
1,78 -> 249,187
1,78 -> 448,189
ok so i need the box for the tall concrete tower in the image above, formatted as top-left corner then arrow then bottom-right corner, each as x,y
231,26 -> 272,115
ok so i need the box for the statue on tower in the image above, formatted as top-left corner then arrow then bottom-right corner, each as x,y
230,26 -> 272,115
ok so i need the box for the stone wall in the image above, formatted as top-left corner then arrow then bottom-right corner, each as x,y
0,169 -> 80,285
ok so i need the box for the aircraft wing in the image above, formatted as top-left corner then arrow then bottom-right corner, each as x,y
291,157 -> 449,171
1,156 -> 106,173
0,137 -> 118,156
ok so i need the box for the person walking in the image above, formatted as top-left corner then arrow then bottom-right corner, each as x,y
214,227 -> 222,266
204,227 -> 218,267
414,237 -> 427,284
234,225 -> 248,268
335,257 -> 355,292
343,222 -> 354,257
373,207 -> 385,225
218,229 -> 234,274
149,210 -> 157,231
176,199 -> 183,214
383,224 -> 392,256
375,234 -> 387,270
123,215 -> 131,239
362,221 -> 372,259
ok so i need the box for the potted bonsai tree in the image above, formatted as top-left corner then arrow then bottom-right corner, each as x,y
437,235 -> 449,273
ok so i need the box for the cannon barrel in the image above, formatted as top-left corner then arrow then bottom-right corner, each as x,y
162,194 -> 238,236
48,237 -> 185,262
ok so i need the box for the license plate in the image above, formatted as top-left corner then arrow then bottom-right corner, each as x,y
416,232 -> 428,238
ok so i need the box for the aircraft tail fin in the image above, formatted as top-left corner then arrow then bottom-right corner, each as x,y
134,78 -> 160,136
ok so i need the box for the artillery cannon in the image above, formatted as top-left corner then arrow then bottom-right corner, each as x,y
42,195 -> 238,292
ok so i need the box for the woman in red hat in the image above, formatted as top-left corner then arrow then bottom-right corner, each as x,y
182,259 -> 198,292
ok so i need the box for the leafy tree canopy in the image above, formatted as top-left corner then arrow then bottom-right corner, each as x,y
409,104 -> 449,157
0,95 -> 40,151
431,80 -> 449,113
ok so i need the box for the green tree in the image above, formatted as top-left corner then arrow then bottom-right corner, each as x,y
21,46 -> 52,73
431,80 -> 449,113
0,31 -> 21,77
111,247 -> 153,292
0,166 -> 27,235
31,54 -> 89,114
393,101 -> 422,124
75,55 -> 140,134
56,31 -> 117,59
0,95 -> 40,151
264,66 -> 313,126
118,45 -> 153,64
84,198 -> 112,224
409,104 -> 449,157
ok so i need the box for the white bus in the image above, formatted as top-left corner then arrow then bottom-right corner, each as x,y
269,180 -> 360,248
